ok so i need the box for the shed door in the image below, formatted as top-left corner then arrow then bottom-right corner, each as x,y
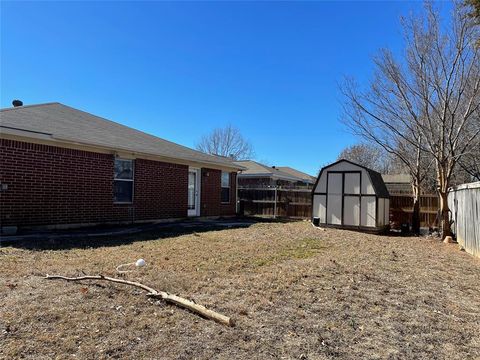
344,173 -> 360,194
343,172 -> 361,226
344,196 -> 360,226
327,171 -> 362,226
327,173 -> 342,225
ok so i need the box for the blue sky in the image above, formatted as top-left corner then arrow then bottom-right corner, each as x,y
1,1 -> 435,175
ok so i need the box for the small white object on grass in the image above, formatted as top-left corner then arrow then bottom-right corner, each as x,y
116,259 -> 146,273
135,258 -> 146,267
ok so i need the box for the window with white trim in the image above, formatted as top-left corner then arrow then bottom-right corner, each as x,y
221,171 -> 230,203
114,159 -> 134,203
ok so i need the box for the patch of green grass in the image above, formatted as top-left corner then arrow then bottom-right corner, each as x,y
252,238 -> 326,267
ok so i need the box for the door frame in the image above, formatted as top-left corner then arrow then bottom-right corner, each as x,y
187,167 -> 201,217
326,170 -> 362,226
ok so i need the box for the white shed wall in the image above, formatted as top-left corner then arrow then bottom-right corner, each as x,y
378,198 -> 385,226
361,197 -> 376,227
312,195 -> 326,223
384,198 -> 390,225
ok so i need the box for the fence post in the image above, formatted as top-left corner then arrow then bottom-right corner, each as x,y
274,186 -> 277,218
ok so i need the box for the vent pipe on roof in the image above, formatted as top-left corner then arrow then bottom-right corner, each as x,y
12,100 -> 23,107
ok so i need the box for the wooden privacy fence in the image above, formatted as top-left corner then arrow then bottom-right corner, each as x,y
448,182 -> 480,258
239,187 -> 442,226
238,187 -> 312,219
389,194 -> 439,229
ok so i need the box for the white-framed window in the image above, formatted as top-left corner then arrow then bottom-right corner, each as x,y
221,171 -> 230,203
114,158 -> 134,203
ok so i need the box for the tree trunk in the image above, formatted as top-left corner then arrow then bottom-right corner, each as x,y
411,180 -> 421,235
412,197 -> 421,235
439,190 -> 452,239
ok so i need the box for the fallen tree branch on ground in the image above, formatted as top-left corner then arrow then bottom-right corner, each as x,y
45,274 -> 234,327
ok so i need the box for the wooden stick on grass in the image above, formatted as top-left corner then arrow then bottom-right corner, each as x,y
45,274 -> 234,327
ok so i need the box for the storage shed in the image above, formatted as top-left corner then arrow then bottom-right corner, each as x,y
312,159 -> 390,231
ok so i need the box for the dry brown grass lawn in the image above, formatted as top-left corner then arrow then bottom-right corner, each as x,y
1,221 -> 479,359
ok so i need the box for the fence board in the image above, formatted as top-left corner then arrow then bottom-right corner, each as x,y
238,187 -> 312,219
448,182 -> 480,258
389,194 -> 439,229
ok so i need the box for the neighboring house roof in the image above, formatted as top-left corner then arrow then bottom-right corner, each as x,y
234,160 -> 304,182
276,166 -> 316,184
382,174 -> 412,195
382,174 -> 411,184
0,103 -> 243,170
316,159 -> 390,198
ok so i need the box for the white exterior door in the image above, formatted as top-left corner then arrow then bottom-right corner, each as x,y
188,168 -> 201,217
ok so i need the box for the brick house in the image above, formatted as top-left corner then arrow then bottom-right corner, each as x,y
0,102 -> 244,231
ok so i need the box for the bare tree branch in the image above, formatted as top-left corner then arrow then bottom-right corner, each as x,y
196,125 -> 254,160
340,2 -> 480,237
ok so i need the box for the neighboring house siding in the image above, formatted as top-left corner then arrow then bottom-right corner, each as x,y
200,168 -> 237,217
0,139 -> 189,227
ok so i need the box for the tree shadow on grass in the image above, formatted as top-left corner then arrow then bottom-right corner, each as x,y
2,216 -> 303,251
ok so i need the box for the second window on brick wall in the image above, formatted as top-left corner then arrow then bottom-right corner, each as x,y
221,172 -> 230,203
114,159 -> 134,203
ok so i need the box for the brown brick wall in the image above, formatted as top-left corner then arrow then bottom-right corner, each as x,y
0,139 -> 189,227
200,168 -> 237,217
0,139 -> 237,228
134,159 -> 188,220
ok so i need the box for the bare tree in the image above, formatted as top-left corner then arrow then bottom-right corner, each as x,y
337,143 -> 393,173
456,141 -> 480,181
341,3 -> 480,238
467,0 -> 480,17
196,125 -> 254,160
465,0 -> 480,34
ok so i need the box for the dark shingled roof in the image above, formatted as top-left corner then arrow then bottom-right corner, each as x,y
0,103 -> 243,170
366,168 -> 390,198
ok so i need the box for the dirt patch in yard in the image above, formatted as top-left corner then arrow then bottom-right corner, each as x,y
1,222 -> 479,359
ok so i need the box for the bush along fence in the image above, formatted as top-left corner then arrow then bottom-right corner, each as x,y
238,186 -> 312,219
448,181 -> 480,258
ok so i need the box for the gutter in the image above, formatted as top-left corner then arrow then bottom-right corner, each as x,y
0,130 -> 245,172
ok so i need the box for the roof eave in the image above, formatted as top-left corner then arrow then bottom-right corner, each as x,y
1,130 -> 244,171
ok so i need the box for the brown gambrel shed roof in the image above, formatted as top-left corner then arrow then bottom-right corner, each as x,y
0,103 -> 243,170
